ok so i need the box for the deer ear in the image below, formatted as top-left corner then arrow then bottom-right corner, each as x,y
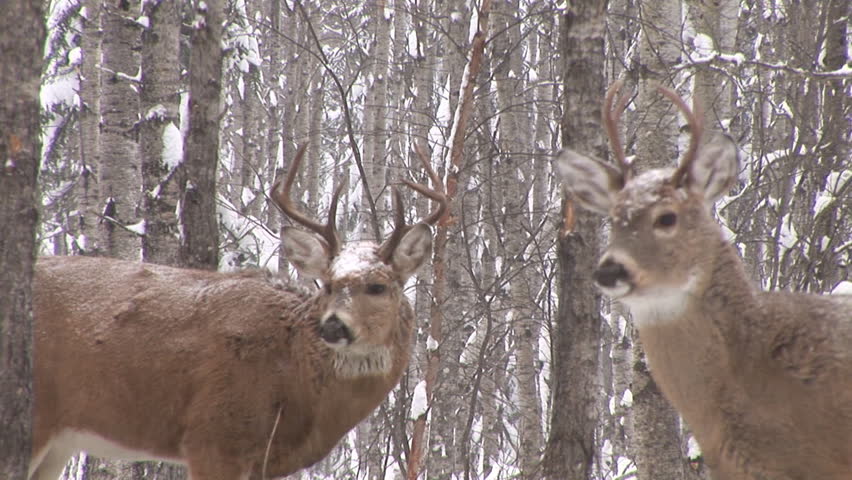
686,135 -> 739,204
389,224 -> 432,282
280,226 -> 332,279
556,149 -> 624,215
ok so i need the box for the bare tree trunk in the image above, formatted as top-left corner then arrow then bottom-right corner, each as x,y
77,0 -> 102,255
140,0 -> 182,266
181,0 -> 224,270
541,2 -> 606,479
97,0 -> 142,259
0,2 -> 43,478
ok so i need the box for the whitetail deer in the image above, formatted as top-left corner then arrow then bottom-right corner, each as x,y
29,145 -> 447,480
558,82 -> 852,480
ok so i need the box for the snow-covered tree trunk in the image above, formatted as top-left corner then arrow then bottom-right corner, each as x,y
0,2 -> 43,477
76,0 -> 102,255
97,0 -> 142,259
140,0 -> 182,266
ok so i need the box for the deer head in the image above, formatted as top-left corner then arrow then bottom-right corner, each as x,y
558,81 -> 739,324
270,144 -> 446,361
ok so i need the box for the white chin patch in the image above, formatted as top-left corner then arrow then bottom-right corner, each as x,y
619,286 -> 691,328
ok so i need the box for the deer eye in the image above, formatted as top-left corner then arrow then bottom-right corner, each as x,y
654,212 -> 678,229
366,284 -> 387,295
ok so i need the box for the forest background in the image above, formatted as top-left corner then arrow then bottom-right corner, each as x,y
1,0 -> 849,479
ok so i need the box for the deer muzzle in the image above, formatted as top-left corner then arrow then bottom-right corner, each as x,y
319,313 -> 354,346
594,255 -> 634,298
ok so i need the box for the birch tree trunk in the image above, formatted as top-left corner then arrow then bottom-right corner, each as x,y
0,2 -> 43,477
541,2 -> 606,478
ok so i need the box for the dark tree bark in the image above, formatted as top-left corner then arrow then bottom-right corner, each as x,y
541,2 -> 606,479
0,1 -> 44,478
180,0 -> 224,270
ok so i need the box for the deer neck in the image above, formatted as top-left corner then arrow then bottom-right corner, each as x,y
631,240 -> 759,426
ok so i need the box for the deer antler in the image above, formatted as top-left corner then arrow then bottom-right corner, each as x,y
270,143 -> 345,255
657,85 -> 704,187
603,79 -> 632,182
378,143 -> 448,262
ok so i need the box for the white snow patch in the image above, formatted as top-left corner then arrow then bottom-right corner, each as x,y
68,47 -> 83,67
831,281 -> 852,295
161,122 -> 183,170
693,33 -> 714,56
179,92 -> 190,138
410,380 -> 428,420
426,335 -> 439,352
620,389 -> 633,408
687,436 -> 703,459
145,104 -> 168,121
331,242 -> 380,278
41,75 -> 80,109
126,220 -> 146,235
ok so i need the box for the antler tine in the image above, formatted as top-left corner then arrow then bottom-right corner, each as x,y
270,143 -> 342,254
603,79 -> 631,180
657,85 -> 704,187
409,143 -> 448,226
378,145 -> 448,263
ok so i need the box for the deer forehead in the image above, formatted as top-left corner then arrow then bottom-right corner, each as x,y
331,241 -> 391,280
612,168 -> 687,223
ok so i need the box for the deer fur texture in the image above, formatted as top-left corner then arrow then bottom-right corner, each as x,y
558,82 -> 852,480
29,145 -> 447,480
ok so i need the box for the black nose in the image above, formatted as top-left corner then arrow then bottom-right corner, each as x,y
594,258 -> 629,288
319,314 -> 354,344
